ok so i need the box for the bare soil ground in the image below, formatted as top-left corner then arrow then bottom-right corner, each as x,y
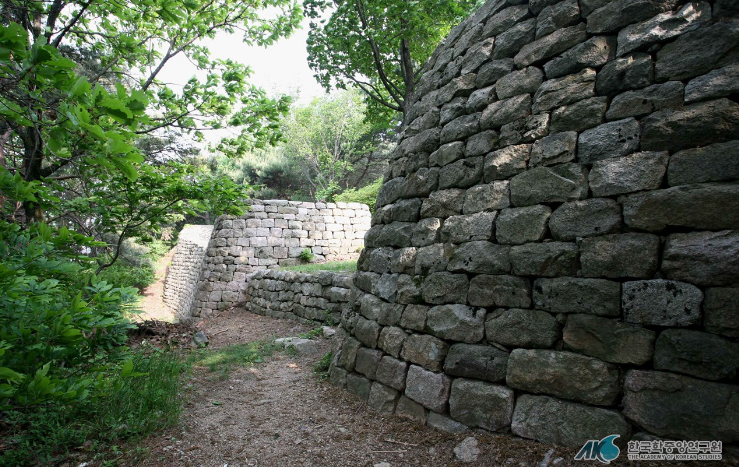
119,309 -> 732,467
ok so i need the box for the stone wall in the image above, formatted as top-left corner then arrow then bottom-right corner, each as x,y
162,224 -> 214,320
329,0 -> 739,448
194,200 -> 371,317
246,269 -> 354,324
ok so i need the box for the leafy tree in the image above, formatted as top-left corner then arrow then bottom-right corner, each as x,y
304,0 -> 482,122
280,89 -> 390,200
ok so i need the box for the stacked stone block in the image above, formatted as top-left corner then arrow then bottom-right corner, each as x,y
162,224 -> 214,320
246,269 -> 353,324
193,200 -> 371,317
330,0 -> 739,448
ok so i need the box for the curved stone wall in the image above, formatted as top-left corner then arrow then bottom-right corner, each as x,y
162,224 -> 214,320
330,0 -> 739,447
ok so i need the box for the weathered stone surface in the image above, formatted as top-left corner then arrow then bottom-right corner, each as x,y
367,247 -> 394,274
530,0 -> 560,14
436,74 -> 478,106
354,317 -> 382,348
406,108 -> 440,138
415,243 -> 454,276
427,412 -> 469,433
510,242 -> 579,277
655,19 -> 739,81
480,94 -> 532,130
338,337 -> 362,371
655,329 -> 739,381
550,198 -> 622,240
529,131 -> 577,166
421,272 -> 469,305
596,53 -> 654,95
564,314 -> 655,365
329,365 -> 348,388
587,0 -> 679,34
400,304 -> 428,332
449,379 -> 514,431
465,130 -> 499,157
438,156 -> 484,189
375,273 -> 399,303
495,205 -> 551,245
512,395 -> 632,447
426,305 -> 486,343
544,36 -> 616,79
506,349 -> 621,405
704,288 -> 739,337
492,19 -> 536,59
495,67 -> 544,99
475,59 -> 515,87
440,98 -> 467,127
484,144 -> 531,181
447,241 -> 511,275
589,151 -> 669,196
533,277 -> 621,316
396,395 -> 428,423
468,275 -> 532,308
430,142 -> 464,167
623,370 -> 739,441
375,222 -> 414,248
466,86 -> 496,113
607,81 -> 684,120
483,5 -> 531,37
405,365 -> 452,412
400,334 -> 450,372
617,1 -> 711,56
536,0 -> 581,38
463,182 -> 510,214
367,382 -> 399,415
461,37 -> 495,75
532,68 -> 596,114
685,63 -> 739,104
421,189 -> 465,218
412,218 -> 442,247
397,274 -> 422,304
347,373 -> 372,401
623,279 -> 703,327
622,183 -> 739,232
499,113 -> 551,146
392,248 -> 417,275
486,308 -> 561,348
444,343 -> 509,382
376,356 -> 410,390
510,163 -> 588,206
643,99 -> 739,153
550,96 -> 607,133
581,233 -> 660,279
668,141 -> 739,186
515,23 -> 588,68
378,326 -> 408,359
662,230 -> 739,286
355,347 -> 384,380
441,212 -> 497,243
577,118 -> 641,164
441,114 -> 481,144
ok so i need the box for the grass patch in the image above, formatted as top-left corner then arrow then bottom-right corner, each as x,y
313,351 -> 332,379
187,340 -> 282,380
280,259 -> 357,273
0,350 -> 186,467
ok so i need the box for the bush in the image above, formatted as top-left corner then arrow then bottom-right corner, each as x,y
299,248 -> 315,263
98,261 -> 156,292
334,177 -> 382,213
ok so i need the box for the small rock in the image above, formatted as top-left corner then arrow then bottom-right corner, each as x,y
454,437 -> 480,463
322,326 -> 336,338
538,449 -> 555,467
374,463 -> 392,467
193,331 -> 209,346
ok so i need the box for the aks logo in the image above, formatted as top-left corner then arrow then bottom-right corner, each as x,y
575,435 -> 621,464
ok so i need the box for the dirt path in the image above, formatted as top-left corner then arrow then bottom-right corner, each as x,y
135,248 -> 177,323
120,310 -> 716,467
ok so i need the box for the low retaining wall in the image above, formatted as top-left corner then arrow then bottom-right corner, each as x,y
162,225 -> 214,320
193,200 -> 371,317
246,269 -> 354,324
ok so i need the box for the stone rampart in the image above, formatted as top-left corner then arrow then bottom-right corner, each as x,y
162,224 -> 214,320
246,269 -> 354,324
329,0 -> 739,447
193,200 -> 371,317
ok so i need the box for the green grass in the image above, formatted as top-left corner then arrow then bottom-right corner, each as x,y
313,351 -> 332,379
280,259 -> 357,273
0,350 -> 186,467
187,340 -> 282,380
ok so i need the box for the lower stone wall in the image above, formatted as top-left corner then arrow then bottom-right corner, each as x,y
162,225 -> 214,320
246,269 -> 354,324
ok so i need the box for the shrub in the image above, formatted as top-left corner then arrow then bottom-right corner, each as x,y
334,177 -> 382,213
299,248 -> 315,263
